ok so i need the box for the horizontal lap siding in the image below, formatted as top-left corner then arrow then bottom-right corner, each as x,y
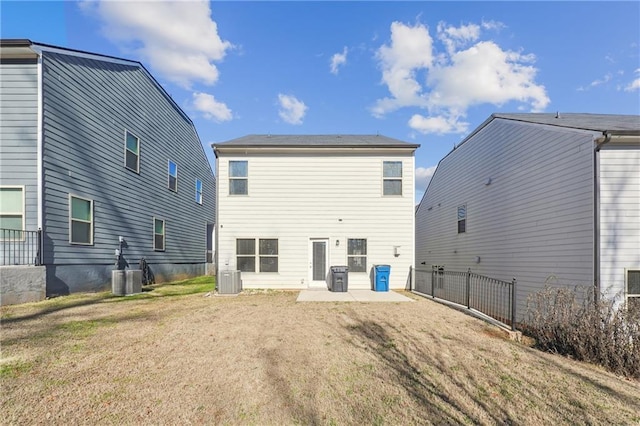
599,146 -> 640,301
416,119 -> 595,319
0,62 -> 38,232
217,152 -> 415,289
41,52 -> 215,269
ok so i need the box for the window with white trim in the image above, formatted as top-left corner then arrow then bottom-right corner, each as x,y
125,131 -> 140,173
70,195 -> 93,245
195,179 -> 203,204
229,161 -> 248,195
259,239 -> 278,273
457,205 -> 467,234
0,187 -> 24,239
627,269 -> 640,310
236,238 -> 255,272
154,218 -> 165,251
347,238 -> 367,272
168,160 -> 178,192
383,161 -> 402,196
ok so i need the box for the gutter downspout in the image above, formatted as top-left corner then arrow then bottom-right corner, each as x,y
593,132 -> 612,302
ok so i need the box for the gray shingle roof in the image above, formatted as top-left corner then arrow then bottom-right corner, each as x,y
492,113 -> 640,134
213,134 -> 420,149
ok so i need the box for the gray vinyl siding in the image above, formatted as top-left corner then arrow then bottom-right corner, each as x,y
0,60 -> 39,232
415,118 -> 595,319
598,145 -> 640,302
40,52 -> 214,288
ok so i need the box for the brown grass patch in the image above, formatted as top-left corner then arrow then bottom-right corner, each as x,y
1,281 -> 639,425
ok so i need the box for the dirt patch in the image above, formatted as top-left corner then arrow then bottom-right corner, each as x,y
2,287 -> 639,425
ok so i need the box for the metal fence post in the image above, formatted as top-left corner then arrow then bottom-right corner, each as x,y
466,268 -> 471,309
431,267 -> 435,298
37,228 -> 43,265
511,278 -> 517,331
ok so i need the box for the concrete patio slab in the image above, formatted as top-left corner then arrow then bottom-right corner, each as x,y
296,289 -> 414,302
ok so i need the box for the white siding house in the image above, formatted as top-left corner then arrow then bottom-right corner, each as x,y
415,113 -> 640,317
214,135 -> 419,290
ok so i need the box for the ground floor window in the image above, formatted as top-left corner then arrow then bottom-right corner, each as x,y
70,195 -> 93,245
0,186 -> 24,239
236,238 -> 279,273
153,218 -> 165,251
627,269 -> 640,310
347,239 -> 367,272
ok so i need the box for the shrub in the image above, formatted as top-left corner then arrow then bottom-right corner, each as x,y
525,285 -> 640,379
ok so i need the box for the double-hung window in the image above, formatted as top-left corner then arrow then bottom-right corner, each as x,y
0,187 -> 24,239
70,195 -> 93,245
229,161 -> 248,195
236,238 -> 256,272
154,218 -> 165,251
125,131 -> 140,173
347,239 -> 367,272
168,160 -> 178,192
195,179 -> 203,204
457,205 -> 467,234
383,161 -> 402,196
627,269 -> 640,310
259,239 -> 278,273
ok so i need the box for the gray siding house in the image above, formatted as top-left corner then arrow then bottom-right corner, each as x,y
0,40 -> 215,299
415,113 -> 640,318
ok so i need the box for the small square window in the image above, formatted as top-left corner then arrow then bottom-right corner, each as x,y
195,179 -> 203,204
154,218 -> 165,251
229,161 -> 248,195
70,195 -> 93,245
383,161 -> 402,196
168,160 -> 178,192
125,131 -> 140,173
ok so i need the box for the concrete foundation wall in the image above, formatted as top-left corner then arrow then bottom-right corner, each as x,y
0,266 -> 46,306
46,263 -> 207,296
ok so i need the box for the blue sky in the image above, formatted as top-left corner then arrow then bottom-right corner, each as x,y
2,1 -> 639,202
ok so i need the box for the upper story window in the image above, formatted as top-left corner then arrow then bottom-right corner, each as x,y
0,186 -> 24,239
168,160 -> 178,192
229,160 -> 248,195
154,218 -> 165,251
125,131 -> 140,173
383,161 -> 402,196
457,205 -> 467,234
195,179 -> 203,204
70,195 -> 93,245
347,238 -> 367,272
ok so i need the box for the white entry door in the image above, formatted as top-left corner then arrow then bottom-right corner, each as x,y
309,239 -> 329,288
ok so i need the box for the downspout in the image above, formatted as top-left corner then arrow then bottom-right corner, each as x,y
593,132 -> 612,301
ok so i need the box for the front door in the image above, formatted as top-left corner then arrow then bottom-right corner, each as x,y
309,239 -> 329,288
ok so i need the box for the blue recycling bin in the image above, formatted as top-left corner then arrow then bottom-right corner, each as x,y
374,265 -> 390,292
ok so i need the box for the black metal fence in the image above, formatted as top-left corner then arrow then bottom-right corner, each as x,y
1,228 -> 42,266
414,267 -> 517,330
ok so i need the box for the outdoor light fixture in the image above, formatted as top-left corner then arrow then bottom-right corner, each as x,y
336,239 -> 340,247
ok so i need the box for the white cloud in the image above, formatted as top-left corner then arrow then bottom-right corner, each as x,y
415,165 -> 437,192
192,92 -> 232,122
577,73 -> 612,91
624,69 -> 640,92
81,0 -> 232,88
409,114 -> 469,135
330,47 -> 348,75
372,21 -> 549,135
277,94 -> 307,125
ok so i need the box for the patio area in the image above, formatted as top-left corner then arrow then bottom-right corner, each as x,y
296,289 -> 414,302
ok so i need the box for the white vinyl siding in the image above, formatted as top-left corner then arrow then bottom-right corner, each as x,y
416,119 -> 596,318
599,146 -> 640,301
218,152 -> 415,289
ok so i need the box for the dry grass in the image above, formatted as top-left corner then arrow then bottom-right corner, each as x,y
1,277 -> 639,425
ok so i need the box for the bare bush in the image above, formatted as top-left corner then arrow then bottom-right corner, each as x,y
526,285 -> 640,379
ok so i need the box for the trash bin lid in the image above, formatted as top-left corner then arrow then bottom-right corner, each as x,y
330,266 -> 349,272
375,265 -> 391,271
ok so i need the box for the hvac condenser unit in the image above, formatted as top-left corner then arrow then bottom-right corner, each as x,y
218,270 -> 242,294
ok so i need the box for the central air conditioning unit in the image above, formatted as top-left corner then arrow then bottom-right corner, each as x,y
218,270 -> 242,294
